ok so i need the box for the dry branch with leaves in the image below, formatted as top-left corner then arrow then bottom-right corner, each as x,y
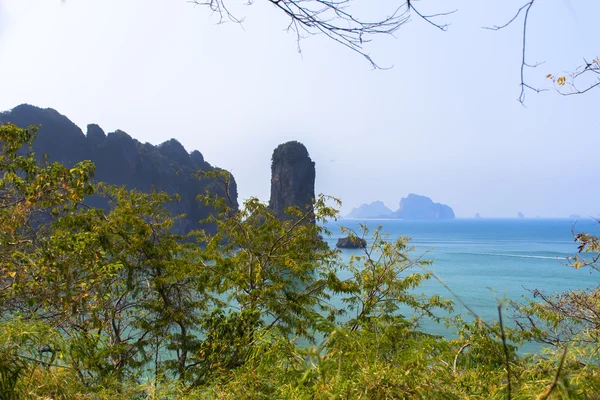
486,0 -> 599,103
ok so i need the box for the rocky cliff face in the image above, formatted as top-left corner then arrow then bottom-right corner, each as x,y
269,141 -> 315,220
0,104 -> 238,234
392,194 -> 455,220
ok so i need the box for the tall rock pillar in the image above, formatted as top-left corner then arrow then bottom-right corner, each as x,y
269,141 -> 316,221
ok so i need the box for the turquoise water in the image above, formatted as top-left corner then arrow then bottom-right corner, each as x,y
323,218 -> 600,341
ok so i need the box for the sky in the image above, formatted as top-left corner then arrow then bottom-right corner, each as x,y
0,0 -> 598,218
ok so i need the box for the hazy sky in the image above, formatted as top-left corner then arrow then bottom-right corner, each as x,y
0,0 -> 598,217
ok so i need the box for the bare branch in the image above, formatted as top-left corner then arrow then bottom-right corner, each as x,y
482,2 -> 531,32
409,4 -> 456,32
486,1 -> 599,102
188,0 -> 455,69
516,0 -> 540,104
483,0 -> 546,104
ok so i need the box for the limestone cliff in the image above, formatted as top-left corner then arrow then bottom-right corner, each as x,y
269,141 -> 315,220
0,104 -> 238,234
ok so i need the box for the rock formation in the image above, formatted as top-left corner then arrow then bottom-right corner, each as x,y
269,141 -> 315,221
336,237 -> 367,249
345,195 -> 455,220
0,104 -> 238,234
391,194 -> 455,220
345,201 -> 393,219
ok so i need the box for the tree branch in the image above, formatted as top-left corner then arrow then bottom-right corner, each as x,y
485,1 -> 598,102
188,0 -> 455,69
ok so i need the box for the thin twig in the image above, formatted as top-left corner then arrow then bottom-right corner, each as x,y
483,1 -> 547,104
452,342 -> 471,376
536,346 -> 568,400
498,303 -> 512,400
16,354 -> 73,369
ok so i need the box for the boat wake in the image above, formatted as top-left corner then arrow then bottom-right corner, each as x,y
470,252 -> 566,260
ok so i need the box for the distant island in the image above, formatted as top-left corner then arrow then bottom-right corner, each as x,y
345,194 -> 455,220
345,201 -> 394,219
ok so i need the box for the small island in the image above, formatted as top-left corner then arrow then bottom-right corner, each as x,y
336,237 -> 367,249
392,194 -> 455,220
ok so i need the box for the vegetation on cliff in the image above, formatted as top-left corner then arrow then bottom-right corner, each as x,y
1,123 -> 599,399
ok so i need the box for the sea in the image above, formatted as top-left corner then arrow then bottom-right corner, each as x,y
322,218 -> 600,351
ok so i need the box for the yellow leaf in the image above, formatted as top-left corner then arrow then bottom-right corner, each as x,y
7,271 -> 16,278
546,73 -> 553,79
557,76 -> 566,86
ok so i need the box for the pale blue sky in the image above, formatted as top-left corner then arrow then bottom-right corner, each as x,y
0,0 -> 598,217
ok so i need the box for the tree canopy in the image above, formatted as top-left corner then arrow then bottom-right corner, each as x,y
2,122 -> 600,398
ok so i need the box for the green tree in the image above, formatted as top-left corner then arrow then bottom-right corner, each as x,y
3,121 -> 600,398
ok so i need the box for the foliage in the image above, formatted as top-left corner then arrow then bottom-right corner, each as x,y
2,122 -> 600,398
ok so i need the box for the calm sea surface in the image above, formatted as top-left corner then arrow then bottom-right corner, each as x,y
322,218 -> 600,345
